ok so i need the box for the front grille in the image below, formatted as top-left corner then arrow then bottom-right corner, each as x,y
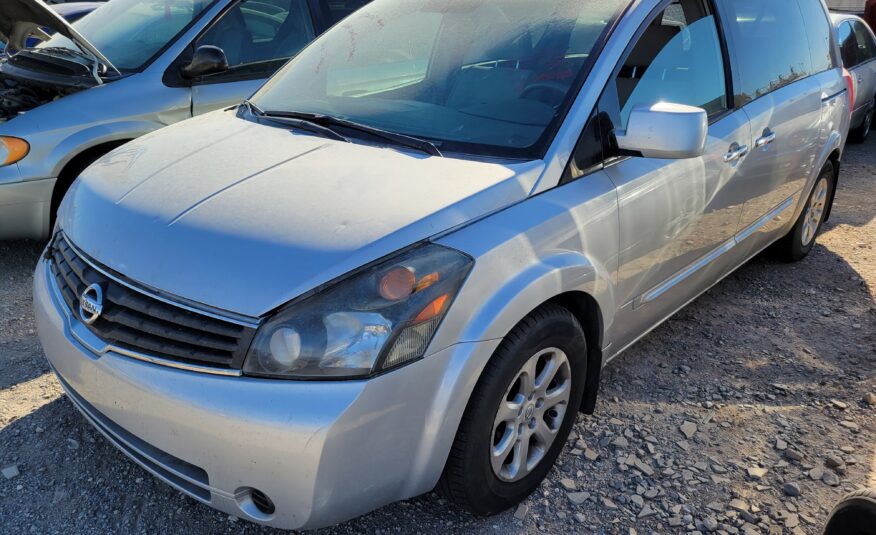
48,234 -> 256,370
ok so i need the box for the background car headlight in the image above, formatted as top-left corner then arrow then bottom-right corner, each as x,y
0,137 -> 29,167
243,243 -> 473,379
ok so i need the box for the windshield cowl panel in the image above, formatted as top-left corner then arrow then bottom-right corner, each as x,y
252,0 -> 627,160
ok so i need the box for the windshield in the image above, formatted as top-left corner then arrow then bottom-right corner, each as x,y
39,0 -> 216,71
252,0 -> 627,158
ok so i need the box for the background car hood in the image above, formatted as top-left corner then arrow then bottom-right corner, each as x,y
61,111 -> 544,318
0,0 -> 110,66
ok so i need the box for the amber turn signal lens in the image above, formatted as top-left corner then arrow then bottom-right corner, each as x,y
0,137 -> 29,167
379,266 -> 416,301
414,272 -> 440,292
414,294 -> 449,323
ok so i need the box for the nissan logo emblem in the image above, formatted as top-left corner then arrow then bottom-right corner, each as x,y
79,283 -> 104,325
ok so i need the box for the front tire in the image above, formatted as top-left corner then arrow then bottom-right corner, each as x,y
770,161 -> 834,262
438,304 -> 587,516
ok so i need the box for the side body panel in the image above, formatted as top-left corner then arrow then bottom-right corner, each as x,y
606,110 -> 751,351
732,78 -> 824,256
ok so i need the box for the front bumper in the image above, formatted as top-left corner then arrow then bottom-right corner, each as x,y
34,255 -> 500,529
0,175 -> 55,240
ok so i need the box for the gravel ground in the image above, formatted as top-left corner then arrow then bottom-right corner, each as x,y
1,137 -> 874,535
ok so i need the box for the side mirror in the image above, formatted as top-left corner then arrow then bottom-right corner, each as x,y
181,45 -> 229,79
614,102 -> 708,159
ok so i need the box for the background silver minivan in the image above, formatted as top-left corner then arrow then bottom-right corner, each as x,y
36,0 -> 850,530
0,0 -> 369,240
834,12 -> 876,141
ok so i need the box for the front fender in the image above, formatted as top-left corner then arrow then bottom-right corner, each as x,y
46,120 -> 165,178
458,251 -> 613,345
433,172 -> 619,354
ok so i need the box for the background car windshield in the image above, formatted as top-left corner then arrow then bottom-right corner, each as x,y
252,0 -> 627,158
39,0 -> 215,71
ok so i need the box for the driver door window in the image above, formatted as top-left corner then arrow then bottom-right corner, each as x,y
196,0 -> 316,80
614,3 -> 728,128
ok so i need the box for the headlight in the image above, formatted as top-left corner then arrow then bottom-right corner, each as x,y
0,137 -> 29,167
243,243 -> 473,379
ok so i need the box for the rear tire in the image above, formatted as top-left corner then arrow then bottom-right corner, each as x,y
769,161 -> 834,262
437,304 -> 587,516
823,488 -> 876,535
849,102 -> 873,144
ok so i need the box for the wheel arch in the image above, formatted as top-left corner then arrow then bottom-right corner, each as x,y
51,139 -> 133,217
823,148 -> 841,222
546,291 -> 604,414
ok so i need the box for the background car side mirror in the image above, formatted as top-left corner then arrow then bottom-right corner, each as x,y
614,103 -> 708,159
181,45 -> 229,79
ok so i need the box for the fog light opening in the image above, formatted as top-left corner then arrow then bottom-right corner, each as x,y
234,487 -> 276,520
250,489 -> 275,515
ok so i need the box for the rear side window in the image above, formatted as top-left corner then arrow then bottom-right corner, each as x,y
717,0 -> 813,105
852,21 -> 876,63
796,0 -> 836,73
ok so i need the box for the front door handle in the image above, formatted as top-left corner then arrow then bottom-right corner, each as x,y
723,143 -> 749,163
755,130 -> 776,148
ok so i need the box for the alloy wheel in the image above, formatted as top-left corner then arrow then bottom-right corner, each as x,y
801,177 -> 829,247
490,347 -> 572,482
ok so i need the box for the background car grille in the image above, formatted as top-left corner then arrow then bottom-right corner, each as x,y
48,234 -> 257,370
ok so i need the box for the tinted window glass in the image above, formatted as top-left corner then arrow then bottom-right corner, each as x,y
563,110 -> 604,183
718,0 -> 812,105
853,21 -> 876,62
839,21 -> 859,67
198,0 -> 315,75
796,0 -> 835,72
326,12 -> 441,97
616,0 -> 728,126
253,0 -> 629,159
40,0 -> 214,71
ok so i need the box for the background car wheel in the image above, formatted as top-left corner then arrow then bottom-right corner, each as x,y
823,488 -> 876,535
770,161 -> 834,262
849,102 -> 874,144
438,304 -> 587,516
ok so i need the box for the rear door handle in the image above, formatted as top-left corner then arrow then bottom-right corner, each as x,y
723,143 -> 749,163
755,131 -> 776,148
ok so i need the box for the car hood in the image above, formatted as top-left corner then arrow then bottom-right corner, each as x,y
61,111 -> 544,318
0,0 -> 111,66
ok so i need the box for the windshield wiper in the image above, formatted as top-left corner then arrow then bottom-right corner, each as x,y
261,110 -> 443,157
242,101 -> 350,143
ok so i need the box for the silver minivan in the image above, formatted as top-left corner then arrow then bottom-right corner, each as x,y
0,0 -> 368,239
833,12 -> 876,141
35,0 -> 850,529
